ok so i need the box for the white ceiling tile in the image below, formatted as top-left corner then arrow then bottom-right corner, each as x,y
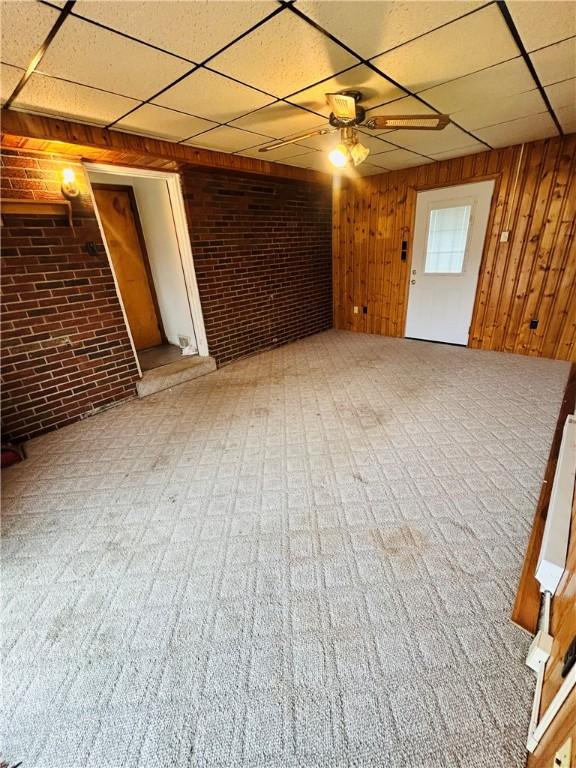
419,58 -> 534,114
279,151 -> 324,168
281,151 -> 341,175
475,111 -> 558,147
555,105 -> 576,133
1,63 -> 23,104
38,16 -> 191,101
295,1 -> 485,60
230,104 -> 325,140
153,68 -> 274,123
546,78 -> 576,131
546,77 -> 576,110
387,124 -> 478,155
1,2 -> 59,68
288,128 -> 339,149
184,125 -> 270,152
367,95 -> 439,116
530,38 -> 576,86
12,73 -> 140,125
508,1 -> 576,52
371,5 -> 518,92
114,104 -> 217,141
209,11 -> 357,98
238,143 -> 314,162
286,64 -> 406,116
341,162 -> 385,178
428,143 -> 487,160
367,149 -> 433,170
72,0 -> 277,63
453,89 -> 547,130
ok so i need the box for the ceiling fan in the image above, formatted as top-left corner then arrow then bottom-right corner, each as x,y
258,90 -> 450,168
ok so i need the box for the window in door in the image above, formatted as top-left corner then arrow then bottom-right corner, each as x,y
424,204 -> 472,274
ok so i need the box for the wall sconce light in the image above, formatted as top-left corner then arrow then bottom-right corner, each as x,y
61,168 -> 79,199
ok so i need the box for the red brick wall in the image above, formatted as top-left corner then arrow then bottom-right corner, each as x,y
182,168 -> 333,365
1,150 -> 139,441
1,150 -> 333,441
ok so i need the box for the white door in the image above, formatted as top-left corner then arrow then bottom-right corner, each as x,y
405,180 -> 495,345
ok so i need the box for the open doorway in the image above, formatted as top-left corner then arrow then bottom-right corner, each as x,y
85,163 -> 208,374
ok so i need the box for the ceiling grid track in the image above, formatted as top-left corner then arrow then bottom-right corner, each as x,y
2,0 -> 571,170
4,0 -> 76,109
279,0 -> 495,150
39,0 -> 196,63
105,4 -> 288,127
496,0 -> 564,135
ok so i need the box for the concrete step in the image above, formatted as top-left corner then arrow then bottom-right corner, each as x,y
136,355 -> 216,398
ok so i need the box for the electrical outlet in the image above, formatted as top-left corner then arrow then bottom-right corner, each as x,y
552,736 -> 571,768
500,230 -> 510,242
353,306 -> 359,314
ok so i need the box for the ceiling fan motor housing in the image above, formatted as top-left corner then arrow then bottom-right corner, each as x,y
329,90 -> 366,127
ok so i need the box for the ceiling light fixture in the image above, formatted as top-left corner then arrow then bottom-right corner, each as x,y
258,89 -> 450,163
329,127 -> 370,169
328,143 -> 349,168
349,142 -> 370,167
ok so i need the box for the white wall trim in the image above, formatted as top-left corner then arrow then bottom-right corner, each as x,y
165,175 -> 209,357
83,162 -> 209,358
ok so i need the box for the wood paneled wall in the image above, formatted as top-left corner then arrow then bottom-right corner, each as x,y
333,134 -> 576,361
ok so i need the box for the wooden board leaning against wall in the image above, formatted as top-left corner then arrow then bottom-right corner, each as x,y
332,133 -> 576,362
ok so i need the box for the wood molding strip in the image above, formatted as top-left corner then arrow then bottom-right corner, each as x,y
1,197 -> 73,227
512,363 -> 576,633
0,110 -> 332,185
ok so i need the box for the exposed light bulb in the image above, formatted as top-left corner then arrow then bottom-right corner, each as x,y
61,167 -> 79,198
329,144 -> 349,168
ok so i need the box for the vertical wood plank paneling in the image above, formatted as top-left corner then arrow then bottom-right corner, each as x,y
333,134 -> 576,362
525,145 -> 573,356
332,175 -> 343,329
504,140 -> 560,353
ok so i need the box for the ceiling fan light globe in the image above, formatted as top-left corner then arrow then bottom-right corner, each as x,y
349,142 -> 370,167
329,144 -> 349,168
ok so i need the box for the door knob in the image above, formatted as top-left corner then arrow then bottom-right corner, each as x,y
411,279 -> 416,284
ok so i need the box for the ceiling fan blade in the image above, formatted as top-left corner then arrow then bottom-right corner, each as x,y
326,92 -> 357,121
258,127 -> 336,152
364,114 -> 450,131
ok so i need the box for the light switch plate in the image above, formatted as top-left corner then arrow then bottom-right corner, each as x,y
553,736 -> 572,768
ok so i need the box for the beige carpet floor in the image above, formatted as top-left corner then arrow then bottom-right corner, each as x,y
1,330 -> 570,767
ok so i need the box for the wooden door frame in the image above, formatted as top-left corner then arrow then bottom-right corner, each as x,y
402,173 -> 501,341
91,182 -> 167,346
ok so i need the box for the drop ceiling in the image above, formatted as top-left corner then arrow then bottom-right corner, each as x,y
1,0 -> 574,176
